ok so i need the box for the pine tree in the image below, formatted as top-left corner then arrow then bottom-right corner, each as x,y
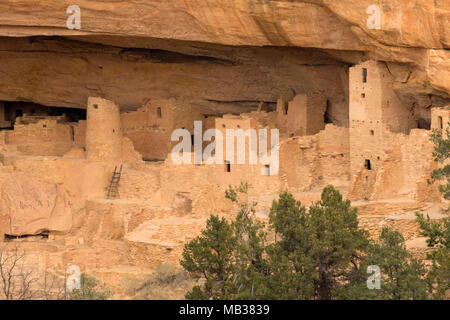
180,215 -> 237,299
264,186 -> 370,300
224,182 -> 267,299
256,191 -> 316,299
180,182 -> 266,300
415,124 -> 450,299
416,213 -> 449,299
180,185 -> 433,300
346,227 -> 428,300
429,126 -> 450,200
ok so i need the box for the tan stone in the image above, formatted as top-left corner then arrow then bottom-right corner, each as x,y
0,172 -> 72,236
0,1 -> 449,298
86,97 -> 123,162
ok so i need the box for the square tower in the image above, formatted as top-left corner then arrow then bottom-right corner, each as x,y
349,60 -> 416,199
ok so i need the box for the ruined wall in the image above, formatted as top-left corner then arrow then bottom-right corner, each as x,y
160,112 -> 282,207
122,98 -> 202,161
122,105 -> 164,160
1,116 -> 76,156
86,97 -> 122,162
215,115 -> 258,165
74,120 -> 86,148
277,93 -> 326,137
6,118 -> 72,144
348,124 -> 440,202
431,106 -> 450,133
372,129 -> 441,202
306,94 -> 327,135
241,111 -> 277,129
2,102 -> 50,123
280,124 -> 350,192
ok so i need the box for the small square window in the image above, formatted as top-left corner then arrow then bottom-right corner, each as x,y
225,161 -> 231,172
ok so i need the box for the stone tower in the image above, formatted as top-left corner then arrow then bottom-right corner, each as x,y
349,60 -> 416,199
86,97 -> 123,161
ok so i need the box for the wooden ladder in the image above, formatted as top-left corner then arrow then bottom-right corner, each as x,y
107,164 -> 122,199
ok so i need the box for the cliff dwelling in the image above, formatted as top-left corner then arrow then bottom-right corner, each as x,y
0,1 -> 449,299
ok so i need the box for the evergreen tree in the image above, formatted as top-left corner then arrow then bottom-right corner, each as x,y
264,186 -> 370,300
429,126 -> 450,200
224,182 -> 267,299
416,124 -> 450,299
416,213 -> 449,299
180,185 -> 433,300
180,183 -> 266,299
346,227 -> 428,300
256,192 -> 316,299
180,215 -> 237,299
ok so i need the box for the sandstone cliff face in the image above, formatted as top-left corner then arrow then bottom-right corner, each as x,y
0,0 -> 448,121
1,0 -> 448,49
0,171 -> 71,236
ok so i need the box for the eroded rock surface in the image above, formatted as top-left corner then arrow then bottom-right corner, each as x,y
0,171 -> 71,235
0,1 -> 448,118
